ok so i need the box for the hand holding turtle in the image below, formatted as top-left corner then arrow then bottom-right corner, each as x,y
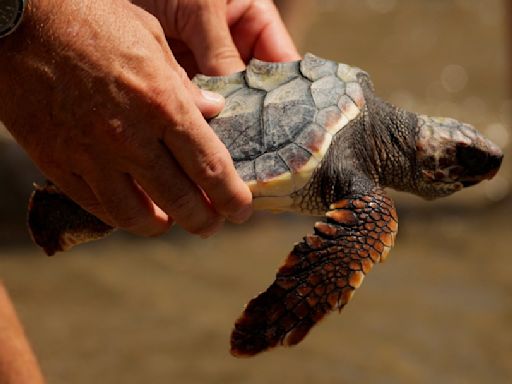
133,0 -> 300,76
0,0 -> 253,238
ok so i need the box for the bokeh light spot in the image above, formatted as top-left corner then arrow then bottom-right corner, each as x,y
484,176 -> 510,202
441,64 -> 468,93
485,123 -> 510,149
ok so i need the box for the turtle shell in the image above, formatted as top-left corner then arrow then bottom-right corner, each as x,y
193,53 -> 367,199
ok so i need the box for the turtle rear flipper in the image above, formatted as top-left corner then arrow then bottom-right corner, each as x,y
230,189 -> 398,356
28,184 -> 113,256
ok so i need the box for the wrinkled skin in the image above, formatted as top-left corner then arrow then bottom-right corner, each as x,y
0,0 -> 299,238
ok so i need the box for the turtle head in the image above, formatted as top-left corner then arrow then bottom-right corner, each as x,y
413,115 -> 503,199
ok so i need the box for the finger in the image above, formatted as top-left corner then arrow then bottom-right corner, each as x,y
131,142 -> 225,237
163,126 -> 253,224
177,2 -> 245,75
86,171 -> 172,236
192,86 -> 225,119
172,61 -> 225,119
150,33 -> 226,119
228,0 -> 300,62
159,77 -> 253,223
166,38 -> 201,77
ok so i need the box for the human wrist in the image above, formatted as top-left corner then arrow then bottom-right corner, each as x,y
0,0 -> 58,133
0,0 -> 52,50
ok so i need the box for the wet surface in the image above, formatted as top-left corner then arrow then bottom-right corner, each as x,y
0,0 -> 511,383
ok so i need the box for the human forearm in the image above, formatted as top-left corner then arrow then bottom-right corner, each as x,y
0,283 -> 45,384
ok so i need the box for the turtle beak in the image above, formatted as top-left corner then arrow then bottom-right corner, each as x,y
456,143 -> 503,187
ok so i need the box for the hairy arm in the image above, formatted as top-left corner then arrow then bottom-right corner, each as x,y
0,0 -> 252,238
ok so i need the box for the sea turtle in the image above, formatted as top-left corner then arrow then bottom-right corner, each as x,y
27,53 -> 503,357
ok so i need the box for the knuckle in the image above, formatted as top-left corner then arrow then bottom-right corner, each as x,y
146,14 -> 165,37
201,46 -> 241,74
101,119 -> 136,150
138,78 -> 186,126
210,46 -> 240,63
133,4 -> 165,38
194,151 -> 231,182
140,81 -> 169,106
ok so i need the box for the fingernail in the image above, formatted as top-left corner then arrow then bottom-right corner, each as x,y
200,89 -> 224,104
228,205 -> 253,224
199,218 -> 225,239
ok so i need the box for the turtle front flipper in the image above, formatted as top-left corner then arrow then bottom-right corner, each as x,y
28,184 -> 114,256
230,189 -> 398,357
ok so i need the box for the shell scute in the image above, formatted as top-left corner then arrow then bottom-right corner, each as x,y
255,152 -> 289,182
295,123 -> 332,160
345,82 -> 365,108
277,143 -> 320,192
235,160 -> 256,183
217,87 -> 264,119
336,63 -> 365,83
252,153 -> 294,197
316,106 -> 347,135
278,143 -> 312,173
193,72 -> 244,97
264,76 -> 311,105
300,53 -> 337,81
263,76 -> 317,152
212,88 -> 265,159
245,59 -> 300,91
338,95 -> 360,121
263,102 -> 316,151
310,75 -> 346,109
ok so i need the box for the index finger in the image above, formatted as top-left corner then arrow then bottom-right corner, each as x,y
176,1 -> 245,75
227,0 -> 300,62
161,71 -> 253,224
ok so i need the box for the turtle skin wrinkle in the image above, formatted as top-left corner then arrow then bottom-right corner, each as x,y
27,54 -> 503,356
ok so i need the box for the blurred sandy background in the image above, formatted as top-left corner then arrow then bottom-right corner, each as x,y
0,0 -> 511,383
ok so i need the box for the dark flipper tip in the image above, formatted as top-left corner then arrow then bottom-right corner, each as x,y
27,184 -> 113,256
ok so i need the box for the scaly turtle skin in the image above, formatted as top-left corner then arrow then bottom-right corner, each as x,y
27,53 -> 503,357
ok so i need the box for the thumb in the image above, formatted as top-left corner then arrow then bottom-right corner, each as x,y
168,52 -> 226,118
178,3 -> 245,76
192,86 -> 225,119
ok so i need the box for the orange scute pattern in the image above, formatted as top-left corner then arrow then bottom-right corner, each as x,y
230,189 -> 398,356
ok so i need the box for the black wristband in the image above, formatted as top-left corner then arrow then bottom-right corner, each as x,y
0,0 -> 26,38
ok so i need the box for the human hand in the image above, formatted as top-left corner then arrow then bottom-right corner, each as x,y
133,0 -> 301,76
0,0 -> 252,238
